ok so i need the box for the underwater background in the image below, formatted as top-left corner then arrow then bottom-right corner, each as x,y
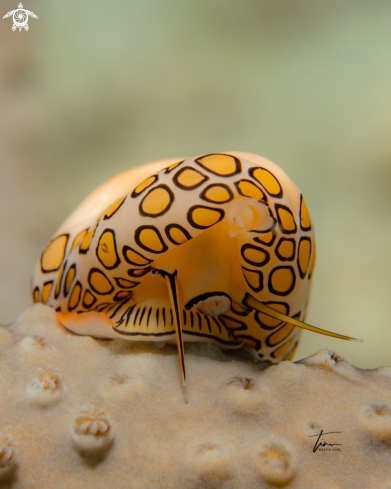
1,0 -> 390,369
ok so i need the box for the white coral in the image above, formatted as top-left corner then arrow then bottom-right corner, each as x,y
26,365 -> 62,407
188,442 -> 232,480
358,400 -> 391,440
0,434 -> 17,473
72,406 -> 113,455
30,365 -> 60,391
74,406 -> 110,436
2,304 -> 391,487
253,436 -> 297,484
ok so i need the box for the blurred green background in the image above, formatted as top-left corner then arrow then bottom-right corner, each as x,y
1,0 -> 390,368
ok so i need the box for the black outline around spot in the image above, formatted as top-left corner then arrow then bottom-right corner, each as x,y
195,153 -> 242,177
297,236 -> 312,279
240,244 -> 270,267
42,280 -> 54,304
187,205 -> 225,229
54,259 -> 67,299
234,179 -> 267,202
266,322 -> 295,348
63,263 -> 76,298
134,225 -> 169,254
253,228 -> 277,247
113,290 -> 132,302
253,301 -> 290,330
122,246 -> 153,266
68,280 -> 82,311
40,234 -> 69,273
115,277 -> 139,288
249,207 -> 277,236
282,339 -> 299,360
242,267 -> 264,293
103,196 -> 127,220
33,286 -> 40,303
82,289 -> 97,309
266,311 -> 300,348
131,174 -> 158,198
184,291 -> 231,311
88,267 -> 114,295
299,194 -> 312,231
126,268 -> 150,278
230,333 -> 260,352
199,183 -> 234,204
218,315 -> 247,333
230,302 -> 250,317
275,204 -> 297,235
165,223 -> 193,245
271,337 -> 296,359
139,184 -> 175,217
112,327 -> 175,338
248,167 -> 283,198
96,228 -> 121,270
71,230 -> 87,251
77,228 -> 90,255
164,160 -> 185,174
268,265 -> 296,296
94,302 -> 111,313
275,237 -> 296,262
172,166 -> 209,190
79,222 -> 99,255
111,325 -> 240,346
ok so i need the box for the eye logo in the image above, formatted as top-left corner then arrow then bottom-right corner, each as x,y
3,3 -> 38,32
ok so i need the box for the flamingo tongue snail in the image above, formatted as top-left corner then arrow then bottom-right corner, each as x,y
32,152 -> 362,386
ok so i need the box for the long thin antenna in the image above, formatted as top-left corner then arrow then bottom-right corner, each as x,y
245,294 -> 362,342
157,269 -> 186,385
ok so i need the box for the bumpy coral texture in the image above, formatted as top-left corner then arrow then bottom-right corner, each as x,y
0,304 -> 390,488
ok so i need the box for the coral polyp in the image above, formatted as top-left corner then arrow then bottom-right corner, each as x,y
72,405 -> 113,455
0,434 -> 18,477
26,364 -> 62,407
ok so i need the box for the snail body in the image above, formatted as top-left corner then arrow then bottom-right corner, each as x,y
33,152 -> 357,384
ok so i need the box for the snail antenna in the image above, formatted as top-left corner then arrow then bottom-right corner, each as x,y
154,269 -> 186,385
245,294 -> 362,342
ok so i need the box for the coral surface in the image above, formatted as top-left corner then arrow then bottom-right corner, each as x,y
0,304 -> 390,488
